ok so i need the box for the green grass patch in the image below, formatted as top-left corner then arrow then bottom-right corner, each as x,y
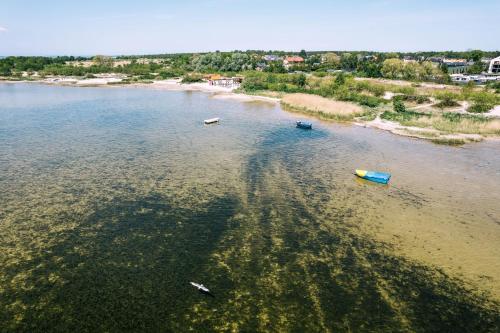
181,74 -> 203,83
468,103 -> 494,113
430,137 -> 468,145
381,110 -> 427,123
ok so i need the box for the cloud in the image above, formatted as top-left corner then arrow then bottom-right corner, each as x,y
0,26 -> 7,32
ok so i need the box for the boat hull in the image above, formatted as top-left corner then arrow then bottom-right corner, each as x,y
204,118 -> 220,124
296,121 -> 312,129
355,169 -> 391,184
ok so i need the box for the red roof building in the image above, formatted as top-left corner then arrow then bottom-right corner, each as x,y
284,56 -> 304,63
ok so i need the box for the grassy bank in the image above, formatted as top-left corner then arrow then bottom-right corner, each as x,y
381,111 -> 500,136
239,71 -> 500,144
281,93 -> 367,121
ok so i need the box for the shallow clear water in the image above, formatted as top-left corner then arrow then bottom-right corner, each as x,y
0,83 -> 499,332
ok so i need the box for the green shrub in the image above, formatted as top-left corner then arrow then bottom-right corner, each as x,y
369,84 -> 386,97
139,73 -> 155,80
435,91 -> 460,108
394,86 -> 416,95
313,71 -> 327,77
441,112 -> 488,123
334,73 -> 346,86
471,91 -> 496,104
355,94 -> 383,107
468,103 -> 493,113
159,69 -> 184,79
393,97 -> 406,113
181,74 -> 203,83
486,81 -> 500,93
467,91 -> 496,113
398,94 -> 430,104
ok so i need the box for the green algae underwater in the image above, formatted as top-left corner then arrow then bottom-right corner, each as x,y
0,83 -> 499,332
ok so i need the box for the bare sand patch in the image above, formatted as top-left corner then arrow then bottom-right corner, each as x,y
486,105 -> 500,118
210,92 -> 279,103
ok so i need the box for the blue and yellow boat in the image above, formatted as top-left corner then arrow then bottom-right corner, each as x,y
355,169 -> 391,184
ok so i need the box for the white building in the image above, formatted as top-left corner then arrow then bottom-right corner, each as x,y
450,73 -> 500,84
488,56 -> 500,74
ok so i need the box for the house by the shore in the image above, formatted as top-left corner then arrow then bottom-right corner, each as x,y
443,58 -> 468,67
206,74 -> 243,87
283,56 -> 304,69
263,55 -> 281,62
488,56 -> 500,74
450,73 -> 500,84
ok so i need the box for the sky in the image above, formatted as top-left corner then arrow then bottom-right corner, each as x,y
0,0 -> 499,56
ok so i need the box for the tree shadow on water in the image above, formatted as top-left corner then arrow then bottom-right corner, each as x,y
230,126 -> 500,332
0,193 -> 238,332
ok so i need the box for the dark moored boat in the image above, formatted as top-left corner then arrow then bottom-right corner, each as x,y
296,121 -> 312,129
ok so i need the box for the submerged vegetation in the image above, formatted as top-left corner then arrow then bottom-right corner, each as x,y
1,81 -> 500,332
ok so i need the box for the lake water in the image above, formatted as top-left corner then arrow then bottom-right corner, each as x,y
1,83 -> 499,332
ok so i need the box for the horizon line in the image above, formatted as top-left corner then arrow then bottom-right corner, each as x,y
2,48 -> 500,58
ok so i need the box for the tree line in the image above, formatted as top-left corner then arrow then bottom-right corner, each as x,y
1,49 -> 498,83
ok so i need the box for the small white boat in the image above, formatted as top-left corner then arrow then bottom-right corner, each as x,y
204,117 -> 220,124
190,282 -> 210,293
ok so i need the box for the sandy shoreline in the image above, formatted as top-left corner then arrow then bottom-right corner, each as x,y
2,78 -> 498,144
3,78 -> 282,104
356,117 -> 486,143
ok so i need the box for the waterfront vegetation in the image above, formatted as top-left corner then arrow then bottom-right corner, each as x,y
1,51 -> 499,144
241,72 -> 388,108
259,71 -> 498,143
382,108 -> 500,136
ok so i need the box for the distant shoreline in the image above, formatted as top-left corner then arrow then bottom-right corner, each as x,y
0,78 -> 281,103
2,78 -> 499,145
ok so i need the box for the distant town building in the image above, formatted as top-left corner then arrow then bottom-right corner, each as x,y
450,73 -> 500,84
255,62 -> 267,71
207,74 -> 243,87
364,55 -> 378,61
442,58 -> 468,67
65,59 -> 133,68
488,56 -> 500,74
403,56 -> 417,64
283,56 -> 304,68
427,57 -> 444,63
136,58 -> 163,65
263,55 -> 281,62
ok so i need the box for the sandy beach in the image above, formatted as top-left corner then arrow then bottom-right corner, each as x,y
29,77 -> 281,104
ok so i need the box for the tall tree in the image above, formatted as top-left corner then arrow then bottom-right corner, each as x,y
469,50 -> 483,62
93,55 -> 114,67
381,59 -> 404,79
